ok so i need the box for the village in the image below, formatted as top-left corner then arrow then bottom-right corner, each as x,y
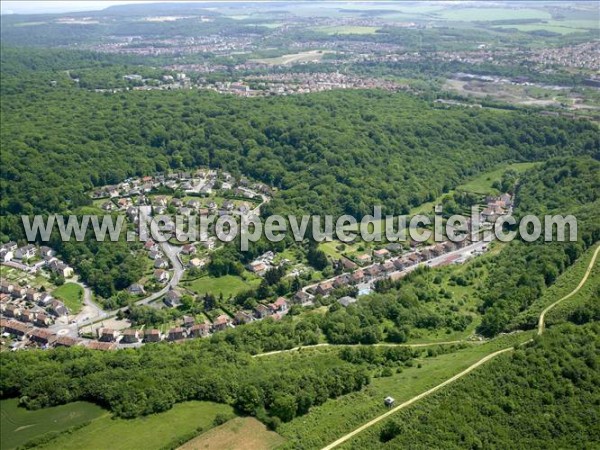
1,167 -> 512,352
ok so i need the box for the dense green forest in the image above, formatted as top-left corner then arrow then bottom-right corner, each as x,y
478,157 -> 600,336
347,322 -> 600,449
2,50 -> 598,221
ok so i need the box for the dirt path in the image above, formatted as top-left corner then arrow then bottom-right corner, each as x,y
537,244 -> 600,335
320,243 -> 599,450
252,340 -> 481,358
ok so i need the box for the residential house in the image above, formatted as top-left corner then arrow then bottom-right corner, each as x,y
293,290 -> 311,305
1,242 -> 17,252
182,315 -> 195,328
154,258 -> 169,269
382,261 -> 395,273
0,248 -> 13,262
315,282 -> 334,296
148,249 -> 162,260
37,293 -> 54,307
154,269 -> 170,283
338,296 -> 357,307
11,286 -> 26,298
35,313 -> 53,327
181,244 -> 196,255
127,283 -> 146,296
101,201 -> 115,211
48,300 -> 69,317
393,259 -> 405,271
87,341 -> 118,351
48,260 -> 73,277
340,257 -> 358,271
98,328 -> 119,342
121,329 -> 141,344
15,244 -> 37,260
29,328 -> 57,346
1,319 -> 31,337
144,329 -> 161,342
0,281 -> 14,294
18,309 -> 36,323
355,254 -> 372,265
212,314 -> 232,331
167,327 -> 186,341
55,336 -> 83,347
254,304 -> 271,319
234,311 -> 254,325
272,297 -> 288,313
351,269 -> 365,284
26,289 -> 41,303
364,265 -> 381,279
189,323 -> 210,338
333,274 -> 350,289
144,239 -> 158,251
4,304 -> 21,318
188,258 -> 205,269
164,289 -> 182,308
247,261 -> 267,275
373,249 -> 390,260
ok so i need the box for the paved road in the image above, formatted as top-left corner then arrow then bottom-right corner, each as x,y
320,242 -> 599,450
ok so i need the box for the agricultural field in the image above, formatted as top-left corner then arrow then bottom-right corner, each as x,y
313,26 -> 381,35
1,399 -> 105,450
436,7 -> 551,22
178,417 -> 286,450
38,401 -> 235,450
52,282 -> 84,313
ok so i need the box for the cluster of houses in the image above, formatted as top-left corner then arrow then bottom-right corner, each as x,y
91,297 -> 289,347
1,281 -> 69,325
246,251 -> 287,276
307,239 -> 472,298
0,319 -> 85,349
480,193 -> 513,224
1,242 -> 74,278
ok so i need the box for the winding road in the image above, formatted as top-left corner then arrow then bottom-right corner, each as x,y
320,242 -> 599,450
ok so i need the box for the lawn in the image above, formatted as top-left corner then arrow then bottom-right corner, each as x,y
278,333 -> 532,449
184,274 -> 261,298
52,282 -> 84,313
39,401 -> 235,450
1,399 -> 105,450
179,417 -> 286,450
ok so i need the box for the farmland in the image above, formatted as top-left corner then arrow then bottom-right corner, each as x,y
0,399 -> 104,450
178,417 -> 286,450
38,401 -> 235,450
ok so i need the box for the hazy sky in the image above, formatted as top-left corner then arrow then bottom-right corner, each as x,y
1,1 -> 164,15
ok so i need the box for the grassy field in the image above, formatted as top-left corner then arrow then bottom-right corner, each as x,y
250,50 -> 330,65
437,7 -> 550,22
278,333 -> 531,448
178,417 -> 285,450
52,282 -> 84,313
39,401 -> 234,450
184,274 -> 261,298
493,19 -> 598,35
456,162 -> 538,195
313,25 -> 381,35
1,399 -> 105,450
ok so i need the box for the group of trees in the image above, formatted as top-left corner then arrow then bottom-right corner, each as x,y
350,322 -> 600,449
478,157 -> 599,337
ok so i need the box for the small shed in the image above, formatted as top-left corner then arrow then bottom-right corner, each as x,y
384,396 -> 395,408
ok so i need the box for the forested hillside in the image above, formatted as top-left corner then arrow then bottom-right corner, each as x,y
477,157 -> 600,336
1,50 -> 598,226
347,322 -> 600,449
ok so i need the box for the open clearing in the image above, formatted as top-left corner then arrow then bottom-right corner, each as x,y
184,274 -> 261,298
437,7 -> 550,22
52,282 -> 84,313
1,399 -> 104,450
278,334 -> 529,448
250,50 -> 331,65
178,417 -> 285,450
39,401 -> 234,450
